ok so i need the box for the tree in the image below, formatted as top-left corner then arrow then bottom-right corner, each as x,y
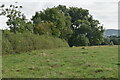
86,19 -> 104,45
102,37 -> 110,45
68,34 -> 89,46
0,3 -> 33,33
31,12 -> 42,24
32,7 -> 73,41
67,7 -> 104,46
56,5 -> 69,16
33,21 -> 60,36
68,7 -> 89,24
32,5 -> 104,46
110,38 -> 119,45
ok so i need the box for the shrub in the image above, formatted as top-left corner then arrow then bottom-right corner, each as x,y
102,37 -> 111,45
69,34 -> 89,47
2,32 -> 68,54
2,35 -> 13,54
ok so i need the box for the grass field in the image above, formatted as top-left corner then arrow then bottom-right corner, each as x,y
2,45 -> 118,78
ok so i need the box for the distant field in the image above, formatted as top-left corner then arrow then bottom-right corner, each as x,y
2,45 -> 118,78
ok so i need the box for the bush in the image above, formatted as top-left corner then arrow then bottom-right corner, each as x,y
102,37 -> 111,45
2,35 -> 13,54
68,34 -> 89,47
110,38 -> 120,45
2,32 -> 68,54
75,34 -> 89,46
102,37 -> 120,45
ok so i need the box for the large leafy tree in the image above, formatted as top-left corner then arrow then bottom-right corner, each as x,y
67,7 -> 104,46
32,5 -> 104,46
68,34 -> 89,46
56,5 -> 104,46
32,8 -> 73,41
33,21 -> 60,36
0,3 -> 33,33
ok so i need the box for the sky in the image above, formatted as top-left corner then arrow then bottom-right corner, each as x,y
0,0 -> 119,29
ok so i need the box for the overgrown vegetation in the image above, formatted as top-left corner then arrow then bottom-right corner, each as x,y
0,3 -> 119,55
2,31 -> 68,54
0,3 -> 105,49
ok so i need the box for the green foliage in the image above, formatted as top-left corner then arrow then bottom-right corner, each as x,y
68,7 -> 89,23
33,21 -> 60,36
67,7 -> 104,46
108,35 -> 120,45
0,4 -> 33,33
32,5 -> 104,46
76,34 -> 89,46
2,32 -> 68,54
31,12 -> 42,24
102,36 -> 120,45
1,4 -> 105,47
2,33 -> 13,54
68,34 -> 89,46
56,5 -> 69,16
102,37 -> 111,45
32,7 -> 73,41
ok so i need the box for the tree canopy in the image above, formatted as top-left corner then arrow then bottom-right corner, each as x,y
32,7 -> 73,41
0,4 -> 33,33
1,4 -> 105,46
57,5 -> 104,46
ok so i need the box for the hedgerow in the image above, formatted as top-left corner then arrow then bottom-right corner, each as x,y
2,31 -> 68,54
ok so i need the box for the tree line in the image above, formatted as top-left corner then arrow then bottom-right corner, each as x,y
102,35 -> 120,45
0,3 -> 105,46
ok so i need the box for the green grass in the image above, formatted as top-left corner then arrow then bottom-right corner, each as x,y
2,45 -> 118,78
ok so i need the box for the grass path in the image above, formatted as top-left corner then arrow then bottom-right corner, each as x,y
2,45 -> 118,78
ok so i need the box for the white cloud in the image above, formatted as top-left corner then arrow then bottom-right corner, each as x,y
84,2 -> 118,29
0,0 -> 119,29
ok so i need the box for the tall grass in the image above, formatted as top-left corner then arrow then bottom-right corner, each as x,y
2,32 -> 68,54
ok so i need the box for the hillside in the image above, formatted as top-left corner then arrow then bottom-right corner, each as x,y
104,29 -> 119,36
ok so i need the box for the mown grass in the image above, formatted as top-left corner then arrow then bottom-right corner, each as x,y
2,45 -> 118,78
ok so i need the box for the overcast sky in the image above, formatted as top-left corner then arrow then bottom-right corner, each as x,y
0,0 -> 119,29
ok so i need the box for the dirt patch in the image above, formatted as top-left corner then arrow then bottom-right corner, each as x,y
16,69 -> 20,72
28,66 -> 39,70
95,69 -> 103,73
81,51 -> 88,54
